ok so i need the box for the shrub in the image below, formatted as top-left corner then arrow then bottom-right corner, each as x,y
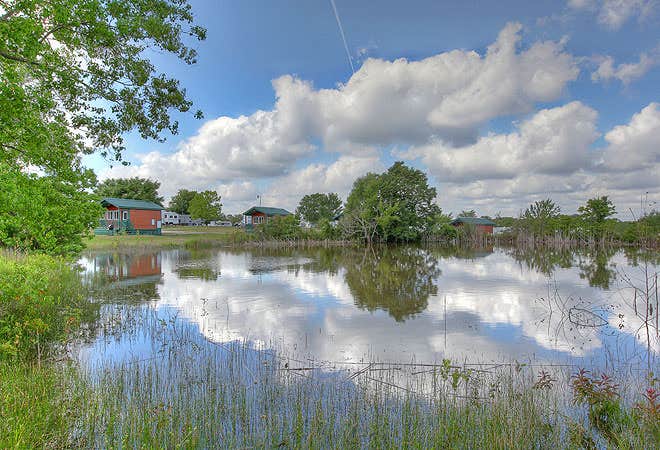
258,215 -> 302,240
0,253 -> 96,361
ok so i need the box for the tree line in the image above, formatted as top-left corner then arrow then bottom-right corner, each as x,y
55,164 -> 660,247
257,164 -> 658,245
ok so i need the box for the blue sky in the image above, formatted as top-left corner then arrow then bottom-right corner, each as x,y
93,0 -> 660,216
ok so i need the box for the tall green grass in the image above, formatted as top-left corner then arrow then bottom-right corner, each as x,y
75,305 -> 659,449
0,252 -> 96,447
85,228 -> 254,251
0,362 -> 84,449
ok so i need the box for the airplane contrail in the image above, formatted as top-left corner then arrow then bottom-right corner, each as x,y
329,0 -> 355,74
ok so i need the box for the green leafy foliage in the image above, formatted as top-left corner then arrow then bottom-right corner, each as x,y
0,253 -> 97,360
259,215 -> 302,240
296,193 -> 342,225
521,199 -> 561,236
1,0 -> 204,253
0,163 -> 102,254
578,196 -> 616,223
95,177 -> 164,205
0,0 -> 206,163
168,189 -> 197,214
189,190 -> 222,224
343,162 -> 441,242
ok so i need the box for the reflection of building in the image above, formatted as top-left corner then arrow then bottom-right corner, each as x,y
95,253 -> 163,287
242,206 -> 292,226
450,217 -> 497,234
95,198 -> 163,235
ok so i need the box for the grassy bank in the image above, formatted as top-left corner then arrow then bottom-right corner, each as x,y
85,227 -> 252,251
0,252 -> 97,360
0,362 -> 83,448
85,227 -> 354,252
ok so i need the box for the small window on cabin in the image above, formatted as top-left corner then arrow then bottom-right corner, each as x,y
151,219 -> 155,226
123,211 -> 128,220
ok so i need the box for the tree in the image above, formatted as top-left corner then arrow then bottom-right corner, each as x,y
169,189 -> 197,214
342,173 -> 384,243
343,162 -> 441,242
189,191 -> 222,224
95,177 -> 163,205
578,196 -> 616,239
0,164 -> 102,254
522,199 -> 561,236
1,0 -> 205,253
1,0 -> 206,164
459,210 -> 477,217
222,213 -> 243,225
296,193 -> 342,225
578,196 -> 616,223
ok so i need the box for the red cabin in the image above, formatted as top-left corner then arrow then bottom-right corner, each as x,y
242,206 -> 292,226
95,197 -> 163,235
450,217 -> 497,234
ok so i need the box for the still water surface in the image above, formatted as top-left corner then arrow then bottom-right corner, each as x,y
79,246 -> 658,371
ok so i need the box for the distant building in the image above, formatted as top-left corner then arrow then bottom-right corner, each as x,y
450,217 -> 498,234
95,197 -> 163,235
242,206 -> 292,226
493,226 -> 511,235
178,214 -> 203,226
162,210 -> 180,225
161,211 -> 203,226
209,220 -> 233,227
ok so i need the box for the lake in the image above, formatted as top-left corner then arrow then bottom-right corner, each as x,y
78,245 -> 658,374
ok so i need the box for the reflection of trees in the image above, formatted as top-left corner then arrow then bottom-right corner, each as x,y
576,249 -> 617,290
168,248 -> 221,281
222,245 -> 442,321
623,247 -> 660,267
222,246 -> 342,276
175,266 -> 219,281
506,246 -> 617,289
342,246 -> 440,322
507,247 -> 574,276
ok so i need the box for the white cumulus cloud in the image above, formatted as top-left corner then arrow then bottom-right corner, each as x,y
403,102 -> 599,182
265,155 -> 385,211
568,0 -> 657,29
101,22 -> 580,212
592,49 -> 660,84
598,102 -> 660,171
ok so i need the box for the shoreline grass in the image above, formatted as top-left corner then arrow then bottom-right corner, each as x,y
84,227 -> 252,251
74,305 -> 659,448
0,361 -> 83,449
85,226 -> 657,254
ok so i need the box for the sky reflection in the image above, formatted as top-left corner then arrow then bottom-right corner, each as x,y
80,246 -> 658,370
